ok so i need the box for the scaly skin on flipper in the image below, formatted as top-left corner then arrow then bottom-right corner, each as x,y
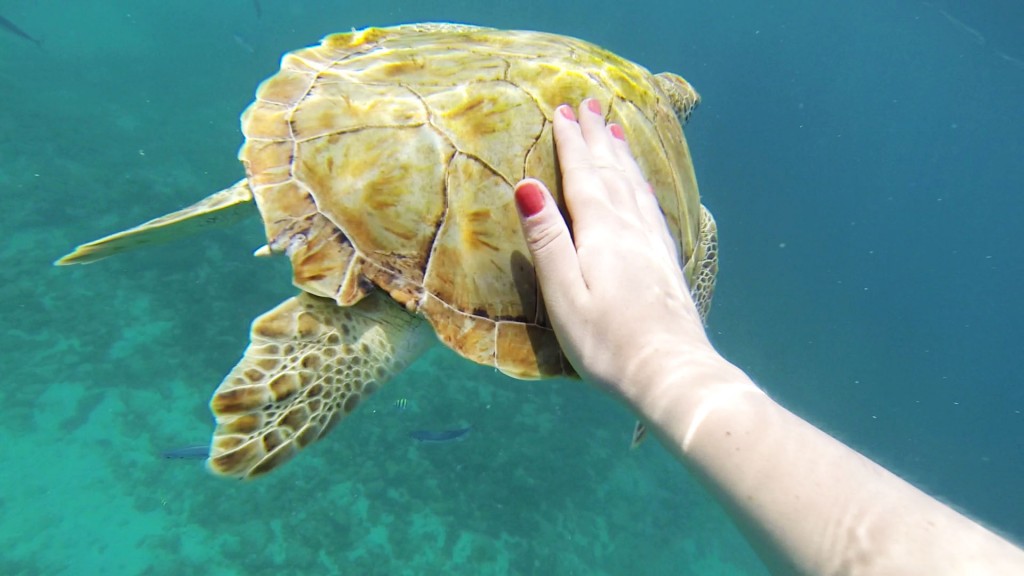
692,205 -> 719,323
55,179 -> 254,265
208,290 -> 433,479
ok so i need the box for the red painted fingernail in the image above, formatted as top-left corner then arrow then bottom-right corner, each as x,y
515,182 -> 545,217
610,123 -> 626,141
586,99 -> 601,115
558,105 -> 576,121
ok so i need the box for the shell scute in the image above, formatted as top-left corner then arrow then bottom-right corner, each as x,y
239,24 -> 708,377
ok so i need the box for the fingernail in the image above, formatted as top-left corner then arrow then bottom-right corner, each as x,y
515,181 -> 545,217
586,99 -> 602,115
610,123 -> 626,141
558,105 -> 576,121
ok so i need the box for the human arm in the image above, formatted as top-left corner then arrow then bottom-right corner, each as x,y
512,99 -> 1024,575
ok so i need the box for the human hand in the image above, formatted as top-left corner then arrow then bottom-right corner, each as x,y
514,99 -> 717,404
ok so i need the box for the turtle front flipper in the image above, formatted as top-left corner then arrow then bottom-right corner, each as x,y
208,290 -> 433,479
692,204 -> 719,325
54,179 -> 254,265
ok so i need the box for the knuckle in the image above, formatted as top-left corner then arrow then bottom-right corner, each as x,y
527,218 -> 566,256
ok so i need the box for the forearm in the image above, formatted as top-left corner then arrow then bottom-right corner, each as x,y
630,354 -> 1024,575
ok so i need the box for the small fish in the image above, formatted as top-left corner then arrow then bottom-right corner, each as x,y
630,421 -> 647,449
0,14 -> 42,48
161,444 -> 209,460
393,398 -> 408,412
232,33 -> 255,55
409,426 -> 472,443
252,0 -> 262,20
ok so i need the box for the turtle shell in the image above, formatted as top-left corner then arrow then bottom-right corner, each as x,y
238,23 -> 705,379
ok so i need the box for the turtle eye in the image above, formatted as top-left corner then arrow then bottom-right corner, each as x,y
285,233 -> 309,258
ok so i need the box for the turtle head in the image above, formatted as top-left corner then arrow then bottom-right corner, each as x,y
654,72 -> 700,126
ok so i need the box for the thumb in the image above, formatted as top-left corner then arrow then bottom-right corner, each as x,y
513,179 -> 587,307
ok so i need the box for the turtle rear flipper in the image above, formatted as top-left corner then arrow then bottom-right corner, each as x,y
54,179 -> 254,265
208,290 -> 433,479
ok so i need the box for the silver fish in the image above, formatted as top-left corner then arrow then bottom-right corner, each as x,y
409,426 -> 472,443
161,444 -> 209,460
232,33 -> 255,54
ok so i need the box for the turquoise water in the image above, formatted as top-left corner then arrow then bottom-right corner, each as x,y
2,1 -> 1021,574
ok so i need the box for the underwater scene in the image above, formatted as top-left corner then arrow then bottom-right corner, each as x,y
1,0 -> 1021,574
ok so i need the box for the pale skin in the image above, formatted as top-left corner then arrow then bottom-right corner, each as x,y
513,99 -> 1024,575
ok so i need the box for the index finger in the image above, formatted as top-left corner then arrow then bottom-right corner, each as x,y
551,103 -> 631,233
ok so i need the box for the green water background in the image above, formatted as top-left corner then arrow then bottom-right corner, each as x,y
1,0 -> 1021,574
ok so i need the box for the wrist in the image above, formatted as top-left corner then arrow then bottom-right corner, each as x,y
623,344 -> 762,444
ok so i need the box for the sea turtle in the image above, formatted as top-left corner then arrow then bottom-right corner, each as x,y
57,23 -> 718,479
